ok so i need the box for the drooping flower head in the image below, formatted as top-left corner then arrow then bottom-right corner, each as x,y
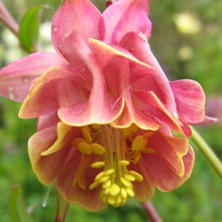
0,0 -> 206,211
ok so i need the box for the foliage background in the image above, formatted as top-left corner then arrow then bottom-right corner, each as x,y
0,0 -> 222,221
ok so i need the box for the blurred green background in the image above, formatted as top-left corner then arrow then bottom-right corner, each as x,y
0,0 -> 222,221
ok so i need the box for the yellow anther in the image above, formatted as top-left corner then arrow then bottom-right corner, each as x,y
141,138 -> 148,150
89,181 -> 101,190
81,127 -> 92,143
124,174 -> 136,181
120,188 -> 127,199
132,153 -> 141,164
132,135 -> 144,151
126,187 -> 134,197
77,142 -> 92,155
99,175 -> 110,183
115,195 -> 122,206
107,196 -> 115,205
72,138 -> 85,146
91,161 -> 105,168
95,171 -> 106,181
102,180 -> 112,189
122,124 -> 138,136
91,143 -> 106,155
118,160 -> 130,166
129,171 -> 143,182
109,184 -> 120,196
120,177 -> 132,188
104,169 -> 115,176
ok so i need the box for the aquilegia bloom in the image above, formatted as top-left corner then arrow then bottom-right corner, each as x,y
0,0 -> 206,211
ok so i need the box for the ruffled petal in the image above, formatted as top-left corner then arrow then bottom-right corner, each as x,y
28,125 -> 65,185
130,163 -> 155,202
148,131 -> 189,177
89,38 -> 180,131
19,67 -> 87,118
56,151 -> 106,211
102,0 -> 152,44
134,91 -> 191,136
89,38 -> 176,111
41,122 -> 72,156
141,141 -> 194,191
56,34 -> 124,126
37,112 -> 60,131
0,52 -> 67,102
51,0 -> 101,53
170,80 -> 206,124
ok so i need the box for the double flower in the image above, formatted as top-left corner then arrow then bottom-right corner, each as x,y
0,0 -> 206,211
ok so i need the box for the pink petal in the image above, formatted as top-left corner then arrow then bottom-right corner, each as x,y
0,52 -> 67,102
54,35 -> 124,125
120,33 -> 178,110
19,67 -> 88,118
51,0 -> 101,54
28,125 -> 66,185
37,112 -> 60,131
58,95 -> 124,126
41,122 -> 72,156
134,91 -> 191,136
104,56 -> 160,130
102,0 -> 152,44
142,144 -> 194,191
149,131 -> 189,177
130,164 -> 155,202
56,151 -> 106,211
89,38 -> 176,112
170,80 -> 206,124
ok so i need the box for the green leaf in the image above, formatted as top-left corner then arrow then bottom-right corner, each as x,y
18,5 -> 47,53
8,185 -> 33,222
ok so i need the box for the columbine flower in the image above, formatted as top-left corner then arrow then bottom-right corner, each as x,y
0,0 -> 206,211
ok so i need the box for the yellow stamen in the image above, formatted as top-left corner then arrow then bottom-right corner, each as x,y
102,180 -> 112,189
129,170 -> 143,182
124,174 -> 136,181
89,181 -> 101,190
108,184 -> 120,196
120,188 -> 127,199
132,135 -> 144,151
119,160 -> 130,166
122,124 -> 138,136
81,127 -> 92,144
99,175 -> 110,183
95,171 -> 106,181
91,143 -> 106,155
126,187 -> 134,197
104,169 -> 115,176
77,142 -> 92,155
72,138 -> 85,146
120,177 -> 132,188
91,161 -> 105,168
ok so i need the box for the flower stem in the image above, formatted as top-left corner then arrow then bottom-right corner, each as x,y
143,201 -> 163,222
191,127 -> 222,179
55,191 -> 70,222
0,2 -> 18,35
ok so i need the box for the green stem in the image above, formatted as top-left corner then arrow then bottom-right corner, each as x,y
55,191 -> 70,222
191,127 -> 222,179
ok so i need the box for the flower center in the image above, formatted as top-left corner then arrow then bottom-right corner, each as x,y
73,124 -> 155,207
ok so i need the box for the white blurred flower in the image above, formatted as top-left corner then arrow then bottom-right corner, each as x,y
38,21 -> 54,52
1,29 -> 23,63
173,13 -> 202,35
177,45 -> 193,60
